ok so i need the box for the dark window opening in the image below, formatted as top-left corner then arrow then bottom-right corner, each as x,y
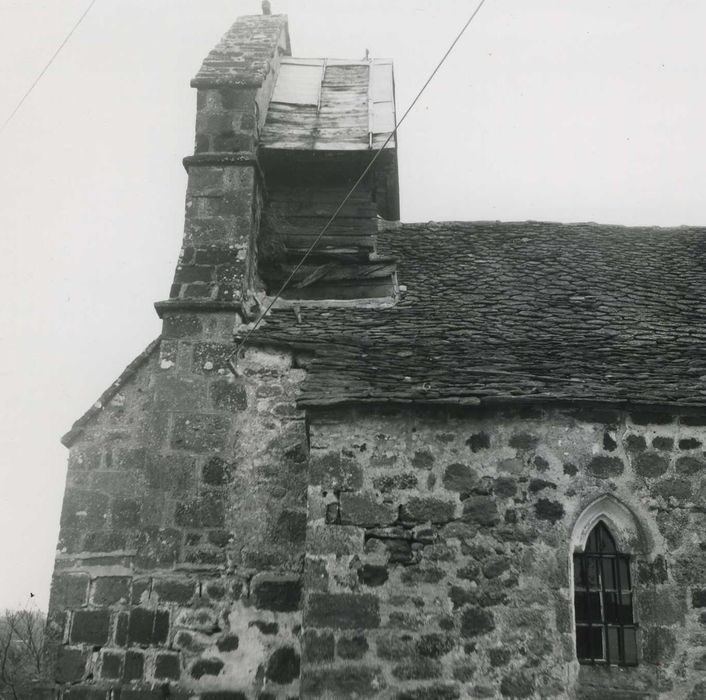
574,521 -> 638,666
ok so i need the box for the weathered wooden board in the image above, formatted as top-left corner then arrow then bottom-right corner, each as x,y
261,57 -> 396,151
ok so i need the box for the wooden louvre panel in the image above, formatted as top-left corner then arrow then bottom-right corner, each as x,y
370,59 -> 396,146
261,57 -> 396,151
269,59 -> 324,106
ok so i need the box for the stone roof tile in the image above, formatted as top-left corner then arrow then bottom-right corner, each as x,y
251,221 -> 706,410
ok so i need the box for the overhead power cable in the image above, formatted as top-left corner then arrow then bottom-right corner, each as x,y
228,0 -> 489,372
0,0 -> 99,136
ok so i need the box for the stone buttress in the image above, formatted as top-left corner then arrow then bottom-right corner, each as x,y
41,14 -> 311,700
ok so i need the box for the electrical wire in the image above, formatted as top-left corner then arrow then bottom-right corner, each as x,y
229,0 -> 489,371
0,0 -> 99,136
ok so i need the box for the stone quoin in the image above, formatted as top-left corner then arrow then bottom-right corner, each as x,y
38,9 -> 706,700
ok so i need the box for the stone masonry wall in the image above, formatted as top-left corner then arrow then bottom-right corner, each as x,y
302,405 -> 706,699
46,333 -> 308,700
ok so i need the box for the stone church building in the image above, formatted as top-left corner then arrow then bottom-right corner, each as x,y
40,11 -> 706,700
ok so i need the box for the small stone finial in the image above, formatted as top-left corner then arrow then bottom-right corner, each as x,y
262,0 -> 271,15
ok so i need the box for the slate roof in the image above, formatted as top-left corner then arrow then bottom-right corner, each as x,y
250,221 -> 706,410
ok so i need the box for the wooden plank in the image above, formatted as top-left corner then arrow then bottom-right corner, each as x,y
284,234 -> 376,250
279,279 -> 395,300
271,62 -> 323,105
279,217 -> 378,233
269,186 -> 373,203
269,202 -> 377,218
286,263 -> 396,288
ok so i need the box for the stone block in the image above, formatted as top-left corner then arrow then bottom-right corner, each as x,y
440,521 -> 478,542
187,167 -> 224,195
83,531 -> 127,553
467,432 -> 490,452
193,342 -> 234,373
63,688 -> 108,700
634,452 -> 669,477
252,574 -> 301,612
376,634 -> 416,660
587,456 -> 624,479
460,606 -> 495,637
358,564 -> 389,587
500,671 -> 535,698
124,650 -> 144,681
56,646 -> 88,683
194,246 -> 236,265
310,451 -> 363,490
416,633 -> 456,658
373,473 -> 418,491
173,264 -> 214,285
637,589 -> 685,625
93,577 -> 131,605
528,478 -> 556,493
637,556 -> 669,586
135,527 -> 181,569
631,411 -> 674,425
411,450 -> 435,469
153,579 -> 195,604
162,313 -> 203,338
398,686 -> 460,700
508,433 -> 538,450
392,657 -> 442,680
305,593 -> 380,629
154,652 -> 181,680
217,633 -> 240,651
462,496 -> 499,526
534,498 -> 565,522
171,414 -> 230,452
307,525 -> 364,556
272,508 -> 307,545
190,657 -> 225,679
400,497 -> 455,524
127,608 -> 169,646
70,610 -> 110,645
338,633 -> 369,660
100,651 -> 122,679
202,456 -> 233,485
401,565 -> 445,585
50,573 -> 89,609
301,666 -> 385,698
494,476 -> 518,497
174,492 -> 225,528
624,434 -> 647,452
60,489 -> 109,530
642,626 -> 677,663
693,589 -> 706,608
653,436 -> 675,450
653,478 -> 692,500
488,647 -> 511,667
302,630 -> 335,663
676,456 -> 704,475
689,683 -> 706,700
184,217 -> 230,245
339,492 -> 396,527
266,646 -> 300,684
210,379 -> 247,410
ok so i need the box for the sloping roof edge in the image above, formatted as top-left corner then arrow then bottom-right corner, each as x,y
239,334 -> 706,415
61,337 -> 162,448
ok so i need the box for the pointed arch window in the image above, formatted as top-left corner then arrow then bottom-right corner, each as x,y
573,521 -> 638,666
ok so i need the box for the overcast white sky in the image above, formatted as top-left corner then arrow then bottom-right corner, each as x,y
0,0 -> 704,611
